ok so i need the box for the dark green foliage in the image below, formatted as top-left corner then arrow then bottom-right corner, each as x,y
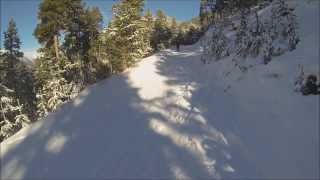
35,0 -> 103,85
3,19 -> 23,58
102,0 -> 151,73
150,11 -> 202,50
151,10 -> 173,51
1,19 -> 35,141
1,19 -> 36,119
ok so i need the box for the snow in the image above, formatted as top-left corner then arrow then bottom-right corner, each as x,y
1,0 -> 319,179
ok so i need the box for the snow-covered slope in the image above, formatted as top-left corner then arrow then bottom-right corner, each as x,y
1,1 -> 319,179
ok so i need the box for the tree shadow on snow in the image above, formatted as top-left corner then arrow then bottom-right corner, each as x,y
1,69 -> 218,179
154,48 -> 263,178
154,47 -> 319,179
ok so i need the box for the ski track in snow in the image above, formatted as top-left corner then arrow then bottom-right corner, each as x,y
1,1 -> 319,179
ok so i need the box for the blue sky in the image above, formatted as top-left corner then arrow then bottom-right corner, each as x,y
0,0 -> 200,57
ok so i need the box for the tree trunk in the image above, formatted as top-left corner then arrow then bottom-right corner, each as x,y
0,102 -> 7,123
54,35 -> 60,61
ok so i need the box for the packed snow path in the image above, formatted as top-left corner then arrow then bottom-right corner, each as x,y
1,46 -> 319,179
1,1 -> 319,179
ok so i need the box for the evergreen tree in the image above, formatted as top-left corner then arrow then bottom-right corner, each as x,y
3,19 -> 23,58
104,0 -> 151,72
271,0 -> 299,50
200,0 -> 215,28
2,19 -> 23,91
36,0 -> 102,85
235,9 -> 251,58
201,23 -> 229,63
34,52 -> 76,119
34,0 -> 67,61
262,25 -> 274,64
144,9 -> 155,53
0,84 -> 30,141
1,19 -> 36,123
171,17 -> 179,43
152,10 -> 172,50
64,4 -> 103,84
175,26 -> 184,46
249,9 -> 264,57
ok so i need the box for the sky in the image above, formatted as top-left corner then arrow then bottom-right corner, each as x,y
0,0 -> 200,58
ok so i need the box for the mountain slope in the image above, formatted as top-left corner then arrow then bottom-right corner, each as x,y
1,1 -> 319,179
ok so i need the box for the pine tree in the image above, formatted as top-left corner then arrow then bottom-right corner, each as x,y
144,9 -> 155,53
0,84 -> 30,141
201,23 -> 229,63
286,8 -> 299,51
200,0 -> 215,28
34,0 -> 67,61
271,0 -> 299,50
64,4 -> 103,84
105,0 -> 151,72
152,10 -> 172,50
175,26 -> 184,45
249,9 -> 264,57
235,9 -> 251,58
171,17 -> 179,43
34,53 -> 75,119
1,19 -> 36,122
2,19 -> 23,90
262,27 -> 274,64
37,0 -> 101,85
3,19 -> 23,58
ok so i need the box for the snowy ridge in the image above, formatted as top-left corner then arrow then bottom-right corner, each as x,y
1,0 -> 319,179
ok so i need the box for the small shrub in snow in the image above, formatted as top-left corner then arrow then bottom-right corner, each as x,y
301,75 -> 319,95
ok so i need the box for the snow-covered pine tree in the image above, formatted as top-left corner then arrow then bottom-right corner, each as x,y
235,9 -> 251,58
36,76 -> 73,117
1,18 -> 37,122
34,53 -> 77,119
209,25 -> 229,61
200,19 -> 230,63
152,10 -> 173,51
262,26 -> 274,64
287,9 -> 299,51
271,0 -> 299,51
249,9 -> 264,58
201,36 -> 211,64
171,18 -> 179,39
0,84 -> 30,140
144,9 -> 155,54
106,0 -> 151,71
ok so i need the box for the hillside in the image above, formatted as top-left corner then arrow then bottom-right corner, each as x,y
1,0 -> 319,179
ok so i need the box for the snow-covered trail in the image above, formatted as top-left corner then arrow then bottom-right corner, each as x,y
1,45 -> 318,179
1,1 -> 319,179
0,47 -> 229,179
